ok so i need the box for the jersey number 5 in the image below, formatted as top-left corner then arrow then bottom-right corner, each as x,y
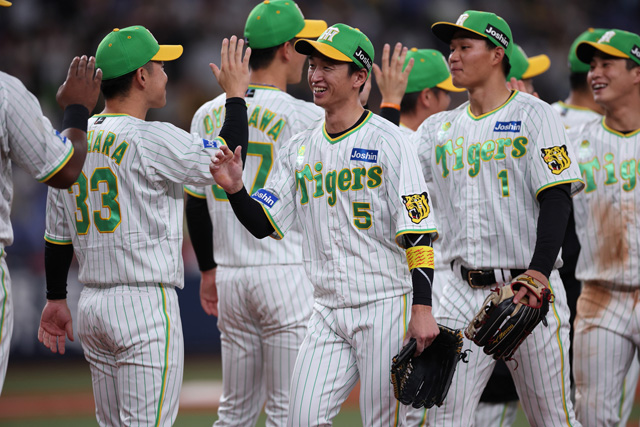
69,167 -> 121,234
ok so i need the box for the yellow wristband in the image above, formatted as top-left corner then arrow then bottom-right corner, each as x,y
380,102 -> 401,110
406,246 -> 434,270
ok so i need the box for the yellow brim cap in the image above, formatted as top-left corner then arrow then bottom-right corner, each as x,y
435,75 -> 465,92
577,41 -> 629,63
297,19 -> 328,39
521,54 -> 550,79
0,0 -> 12,6
151,45 -> 184,62
295,39 -> 352,63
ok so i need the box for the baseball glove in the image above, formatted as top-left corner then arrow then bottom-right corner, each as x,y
465,273 -> 553,361
391,324 -> 469,409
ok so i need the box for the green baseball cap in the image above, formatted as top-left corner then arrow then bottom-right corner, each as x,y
432,10 -> 513,60
577,29 -> 640,67
295,23 -> 374,72
568,28 -> 607,73
507,44 -> 550,80
96,26 -> 183,80
404,48 -> 464,93
244,0 -> 327,49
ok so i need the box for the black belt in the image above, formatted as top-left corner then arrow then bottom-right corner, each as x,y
455,264 -> 526,289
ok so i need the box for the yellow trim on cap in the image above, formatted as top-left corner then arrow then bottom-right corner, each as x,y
297,19 -> 328,39
0,0 -> 12,6
431,22 -> 488,42
436,75 -> 466,92
298,39 -> 352,62
152,45 -> 184,62
522,54 -> 551,79
582,41 -> 629,59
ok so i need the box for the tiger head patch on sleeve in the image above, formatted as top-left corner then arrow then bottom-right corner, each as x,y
541,145 -> 571,175
402,192 -> 430,224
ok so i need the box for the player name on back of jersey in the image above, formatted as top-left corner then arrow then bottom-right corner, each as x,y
203,104 -> 287,142
87,127 -> 130,165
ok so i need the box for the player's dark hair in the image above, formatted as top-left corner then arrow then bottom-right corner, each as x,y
248,42 -> 287,71
400,87 -> 443,113
626,58 -> 640,70
485,39 -> 511,77
569,72 -> 589,91
101,62 -> 154,100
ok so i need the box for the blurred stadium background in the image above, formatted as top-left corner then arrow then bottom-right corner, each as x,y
1,0 -> 639,424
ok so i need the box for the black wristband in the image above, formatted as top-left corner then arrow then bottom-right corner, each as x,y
45,241 -> 74,300
62,104 -> 89,132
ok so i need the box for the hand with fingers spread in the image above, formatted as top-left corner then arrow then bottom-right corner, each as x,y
210,36 -> 251,98
209,145 -> 245,194
38,300 -> 74,355
56,55 -> 103,112
373,42 -> 414,106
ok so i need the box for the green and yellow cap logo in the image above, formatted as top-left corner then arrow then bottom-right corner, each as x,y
577,29 -> 640,67
568,28 -> 607,73
404,48 -> 464,93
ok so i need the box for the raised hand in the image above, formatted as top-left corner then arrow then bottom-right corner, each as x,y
210,36 -> 251,98
373,42 -> 414,106
56,55 -> 103,112
210,145 -> 245,194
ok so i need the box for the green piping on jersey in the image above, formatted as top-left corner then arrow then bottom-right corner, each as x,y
260,204 -> 284,240
248,84 -> 281,92
43,235 -> 73,245
39,146 -> 74,183
619,377 -> 628,421
154,284 -> 171,427
322,111 -> 373,144
548,279 -> 574,427
0,249 -> 6,347
395,229 -> 438,248
602,118 -> 640,137
555,101 -> 597,112
92,114 -> 131,118
535,178 -> 585,199
466,90 -> 518,121
183,186 -> 206,199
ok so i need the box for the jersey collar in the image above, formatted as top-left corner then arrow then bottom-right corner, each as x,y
466,90 -> 518,121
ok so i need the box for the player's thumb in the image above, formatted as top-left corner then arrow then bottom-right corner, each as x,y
66,320 -> 74,342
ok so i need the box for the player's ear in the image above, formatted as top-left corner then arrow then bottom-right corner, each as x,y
134,67 -> 147,88
352,68 -> 368,91
491,46 -> 505,68
420,88 -> 432,108
281,40 -> 294,62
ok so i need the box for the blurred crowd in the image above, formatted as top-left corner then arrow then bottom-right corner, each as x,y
1,0 -> 638,355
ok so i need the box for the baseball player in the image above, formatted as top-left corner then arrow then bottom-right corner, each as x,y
37,27 -> 250,426
210,23 -> 439,426
570,29 -> 640,427
412,10 -> 584,426
0,0 -> 102,396
505,43 -> 550,96
184,1 -> 326,425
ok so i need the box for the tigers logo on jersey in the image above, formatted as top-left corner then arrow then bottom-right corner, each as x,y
402,192 -> 430,224
541,145 -> 571,175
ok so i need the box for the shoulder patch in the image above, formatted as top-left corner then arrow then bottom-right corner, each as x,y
350,148 -> 378,163
202,138 -> 219,149
402,192 -> 430,224
541,145 -> 571,175
252,189 -> 279,208
54,130 -> 68,145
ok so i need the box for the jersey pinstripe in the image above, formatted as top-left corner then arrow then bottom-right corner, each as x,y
0,71 -> 74,247
552,101 -> 602,129
570,119 -> 640,286
185,85 -> 323,266
255,111 -> 437,308
413,91 -> 585,270
44,114 -> 221,287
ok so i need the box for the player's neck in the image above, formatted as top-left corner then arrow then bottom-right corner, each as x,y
102,97 -> 149,120
400,110 -> 427,132
603,95 -> 640,132
565,90 -> 604,114
250,68 -> 288,92
324,98 -> 365,134
466,77 -> 512,117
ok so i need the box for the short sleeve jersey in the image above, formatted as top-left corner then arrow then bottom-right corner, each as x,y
552,101 -> 602,130
185,85 -> 323,266
45,114 -> 221,287
0,72 -> 74,247
254,111 -> 437,308
413,91 -> 584,270
569,119 -> 640,286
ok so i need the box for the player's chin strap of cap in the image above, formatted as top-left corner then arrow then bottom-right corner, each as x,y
404,234 -> 434,306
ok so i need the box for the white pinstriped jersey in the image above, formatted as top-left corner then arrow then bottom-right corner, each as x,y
570,119 -> 640,286
552,101 -> 602,129
185,85 -> 323,266
413,91 -> 585,270
45,114 -> 221,287
0,71 -> 74,247
254,111 -> 437,308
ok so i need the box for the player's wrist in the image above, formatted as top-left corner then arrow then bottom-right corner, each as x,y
62,104 -> 89,132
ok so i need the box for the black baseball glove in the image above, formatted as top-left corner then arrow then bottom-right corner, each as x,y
465,273 -> 553,361
391,324 -> 468,408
